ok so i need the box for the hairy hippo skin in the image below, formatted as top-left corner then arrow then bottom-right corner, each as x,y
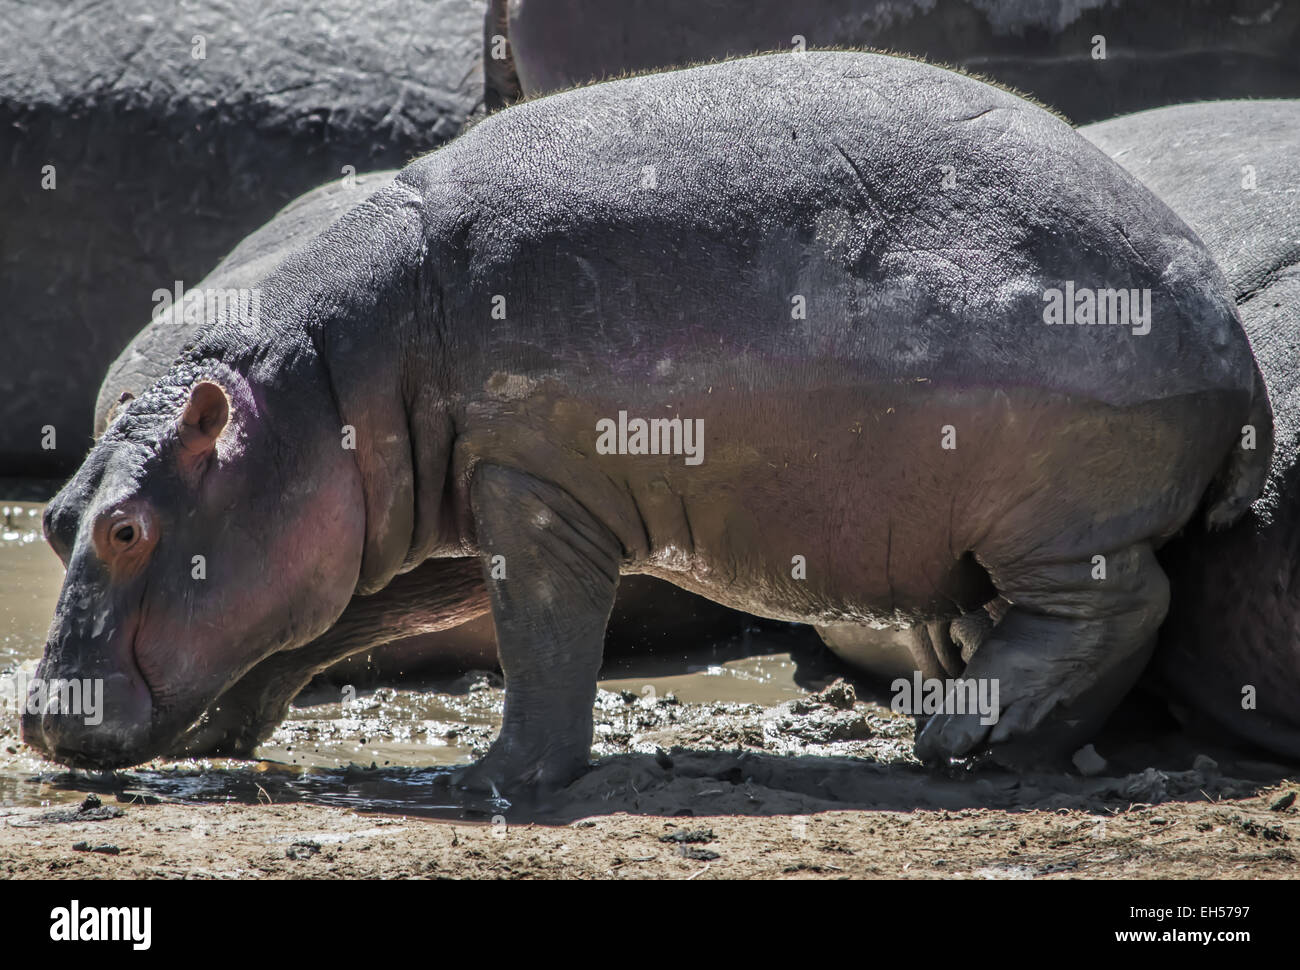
27,53 -> 1270,790
0,0 -> 484,480
1080,101 -> 1300,761
487,0 -> 1300,123
96,170 -> 756,757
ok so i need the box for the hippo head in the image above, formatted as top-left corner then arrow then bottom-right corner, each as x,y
23,359 -> 366,767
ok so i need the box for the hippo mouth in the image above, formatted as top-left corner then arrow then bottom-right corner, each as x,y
21,593 -> 163,770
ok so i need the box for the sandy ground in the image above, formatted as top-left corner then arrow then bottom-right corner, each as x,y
3,677 -> 1298,879
4,792 -> 1298,880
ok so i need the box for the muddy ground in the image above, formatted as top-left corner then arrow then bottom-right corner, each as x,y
3,667 -> 1298,879
4,501 -> 1298,879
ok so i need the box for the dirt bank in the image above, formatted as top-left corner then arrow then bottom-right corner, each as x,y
4,676 -> 1298,879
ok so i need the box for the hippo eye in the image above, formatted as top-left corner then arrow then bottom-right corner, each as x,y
98,510 -> 151,563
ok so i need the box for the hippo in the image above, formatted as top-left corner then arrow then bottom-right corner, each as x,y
486,0 -> 1300,124
25,52 -> 1271,791
94,169 -> 760,756
1079,100 -> 1300,761
0,0 -> 484,480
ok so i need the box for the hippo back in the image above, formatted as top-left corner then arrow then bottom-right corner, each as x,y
94,171 -> 398,435
399,51 -> 1253,412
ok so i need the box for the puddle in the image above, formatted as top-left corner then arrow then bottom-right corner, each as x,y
0,503 -> 62,673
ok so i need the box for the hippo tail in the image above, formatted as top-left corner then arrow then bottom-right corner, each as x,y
1202,355 -> 1274,531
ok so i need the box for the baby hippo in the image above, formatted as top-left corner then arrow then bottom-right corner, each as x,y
26,51 -> 1269,791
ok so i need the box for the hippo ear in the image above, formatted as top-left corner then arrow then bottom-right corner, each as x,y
177,381 -> 230,455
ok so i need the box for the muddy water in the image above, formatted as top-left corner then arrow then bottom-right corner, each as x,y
0,501 -> 840,815
0,504 -> 62,672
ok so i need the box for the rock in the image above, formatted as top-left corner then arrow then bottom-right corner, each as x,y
1071,744 -> 1108,777
29,799 -> 124,824
1229,814 -> 1289,842
812,678 -> 856,711
676,845 -> 720,861
71,842 -> 121,855
659,828 -> 715,844
286,840 -> 322,859
1122,768 -> 1169,805
1270,791 -> 1296,812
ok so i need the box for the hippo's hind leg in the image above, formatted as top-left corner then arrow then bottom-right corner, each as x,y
454,464 -> 621,793
914,542 -> 1169,766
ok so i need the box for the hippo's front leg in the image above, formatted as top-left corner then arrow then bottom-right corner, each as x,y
168,651 -> 315,757
169,559 -> 491,757
455,464 -> 621,793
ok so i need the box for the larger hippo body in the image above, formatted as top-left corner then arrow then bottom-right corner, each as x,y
28,53 -> 1270,789
0,0 -> 483,480
1081,100 -> 1300,760
489,0 -> 1300,124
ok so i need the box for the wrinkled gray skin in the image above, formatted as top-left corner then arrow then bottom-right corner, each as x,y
1081,101 -> 1300,760
829,100 -> 1300,763
488,0 -> 1300,124
94,171 -> 399,439
95,171 -> 755,757
1,0 -> 483,479
27,53 -> 1271,790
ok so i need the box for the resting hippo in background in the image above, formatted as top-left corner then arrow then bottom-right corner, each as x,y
1079,100 -> 1300,761
486,0 -> 1300,123
27,52 -> 1270,791
0,0 -> 484,480
95,170 -> 757,756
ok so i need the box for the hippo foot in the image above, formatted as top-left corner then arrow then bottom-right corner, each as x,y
169,715 -> 260,759
167,663 -> 309,758
449,743 -> 590,796
914,543 -> 1167,766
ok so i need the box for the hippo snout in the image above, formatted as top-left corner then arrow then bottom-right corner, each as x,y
21,670 -> 154,768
